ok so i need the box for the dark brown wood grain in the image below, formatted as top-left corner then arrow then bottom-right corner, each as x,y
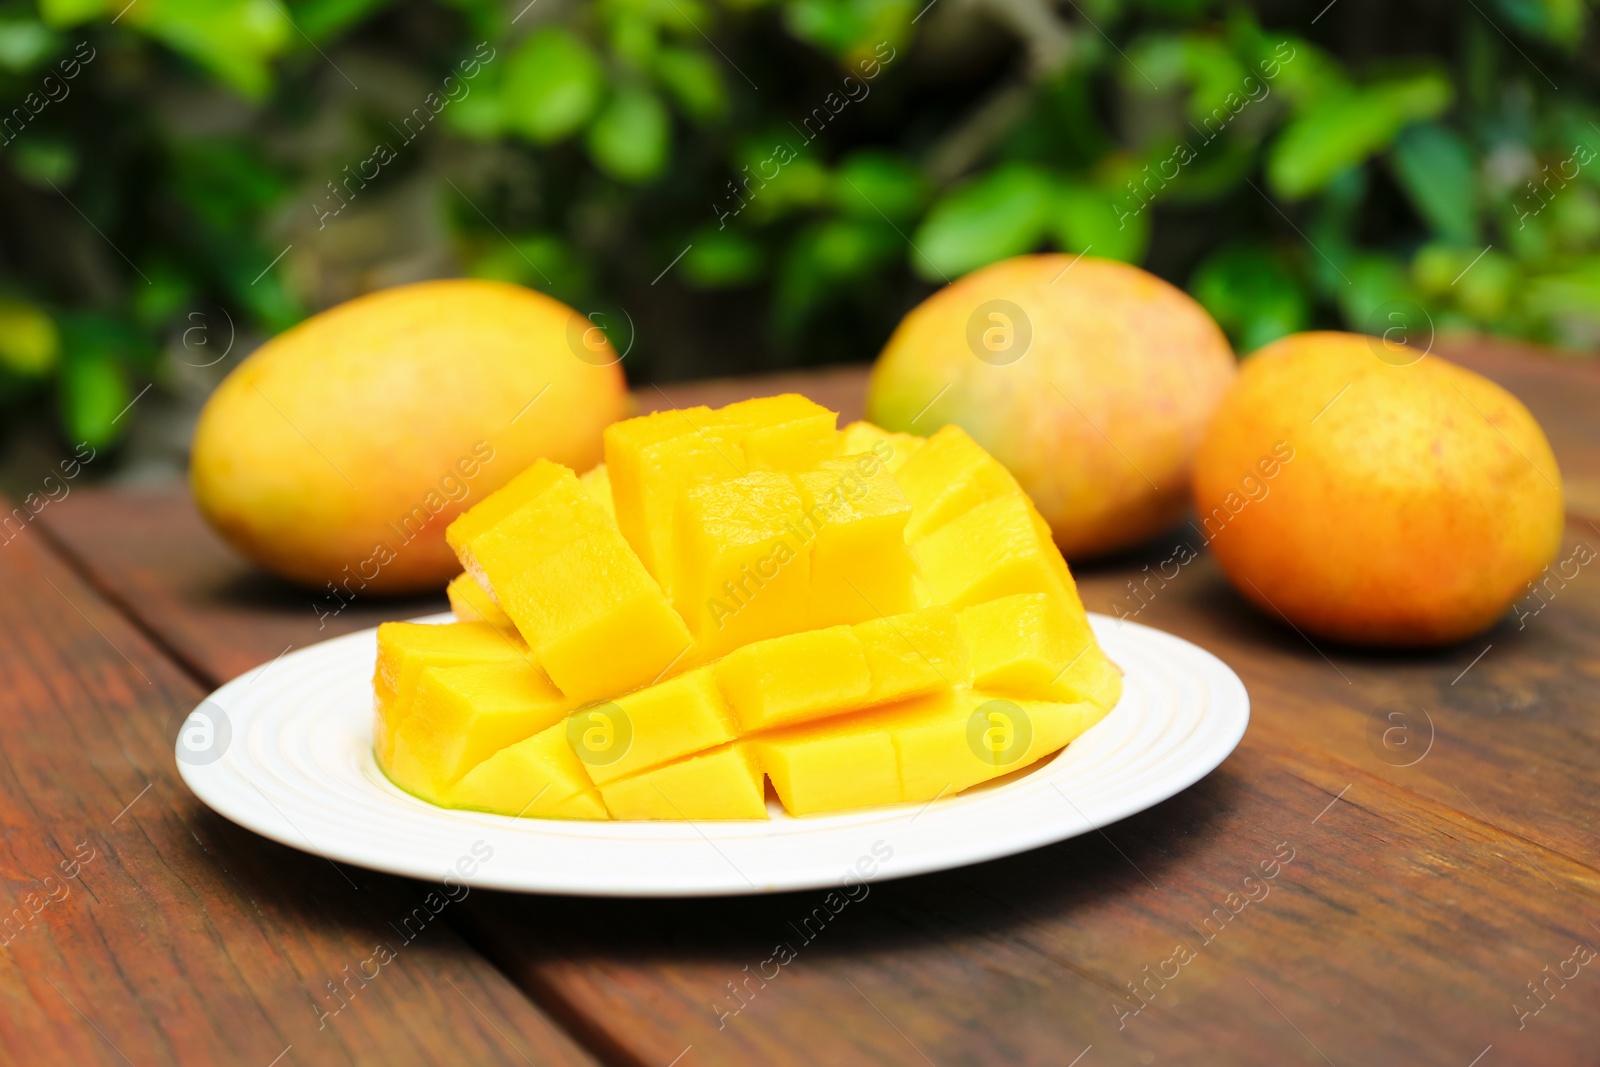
31,344 -> 1600,1065
0,521 -> 599,1065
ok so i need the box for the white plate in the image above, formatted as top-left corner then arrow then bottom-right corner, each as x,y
176,613 -> 1248,897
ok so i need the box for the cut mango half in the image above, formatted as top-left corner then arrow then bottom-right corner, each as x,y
376,402 -> 1121,820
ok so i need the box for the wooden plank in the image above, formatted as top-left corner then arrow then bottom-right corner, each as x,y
34,350 -> 1600,1064
0,520 -> 600,1065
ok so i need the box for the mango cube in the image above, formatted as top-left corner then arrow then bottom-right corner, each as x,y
599,743 -> 767,820
674,472 -> 811,659
384,662 -> 573,803
445,460 -> 569,562
835,420 -> 923,473
604,407 -> 745,585
896,425 -> 1021,541
914,492 -> 1083,611
752,715 -> 901,816
854,606 -> 969,704
714,625 -> 874,731
447,573 -> 515,631
442,723 -> 607,819
579,463 -> 617,524
894,691 -> 1107,804
372,621 -> 532,765
960,593 -> 1123,710
458,462 -> 693,701
571,666 -> 739,786
712,394 -> 837,472
795,455 -> 917,628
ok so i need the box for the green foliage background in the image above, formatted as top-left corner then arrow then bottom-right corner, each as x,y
0,0 -> 1597,450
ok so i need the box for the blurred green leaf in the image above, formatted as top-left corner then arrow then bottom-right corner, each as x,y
1189,243 -> 1308,352
0,14 -> 58,71
1454,248 -> 1519,321
502,27 -> 604,143
443,71 -> 505,139
124,0 -> 292,100
834,151 -> 924,222
1412,241 -> 1476,294
0,298 -> 60,376
682,226 -> 764,287
1051,179 -> 1148,263
1493,0 -> 1585,48
784,0 -> 912,63
1525,258 -> 1600,346
8,138 -> 78,186
586,85 -> 671,181
912,164 -> 1054,280
1268,71 -> 1453,199
655,46 -> 728,123
1547,184 -> 1600,250
466,233 -> 591,304
775,216 -> 897,329
290,0 -> 391,41
1389,122 -> 1479,243
37,0 -> 106,28
1256,38 -> 1350,110
1336,252 -> 1419,335
131,261 -> 193,331
1126,34 -> 1248,126
58,317 -> 131,450
607,9 -> 658,67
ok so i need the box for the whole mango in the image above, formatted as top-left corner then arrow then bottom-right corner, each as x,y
1193,331 -> 1564,646
191,279 -> 627,594
867,254 -> 1236,559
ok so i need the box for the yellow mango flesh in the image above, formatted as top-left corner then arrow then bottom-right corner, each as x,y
444,460 -> 569,561
913,492 -> 1082,610
599,743 -> 767,820
959,593 -> 1123,709
604,395 -> 837,594
757,688 -> 1108,815
446,573 -> 515,630
894,691 -> 1108,804
836,420 -> 923,473
603,405 -> 743,585
442,723 -> 607,819
376,394 -> 1121,822
713,394 -> 838,472
796,455 -> 917,628
385,662 -> 572,803
714,625 -> 874,731
854,606 -> 968,704
674,472 -> 811,659
570,665 -> 739,786
456,460 -> 693,701
579,463 -> 617,523
372,621 -> 531,766
896,425 -> 1021,541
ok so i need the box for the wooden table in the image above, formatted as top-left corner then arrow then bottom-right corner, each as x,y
6,342 -> 1599,1065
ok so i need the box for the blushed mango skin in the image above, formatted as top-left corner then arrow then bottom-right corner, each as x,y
191,279 -> 627,593
867,254 -> 1236,559
1193,332 -> 1565,647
